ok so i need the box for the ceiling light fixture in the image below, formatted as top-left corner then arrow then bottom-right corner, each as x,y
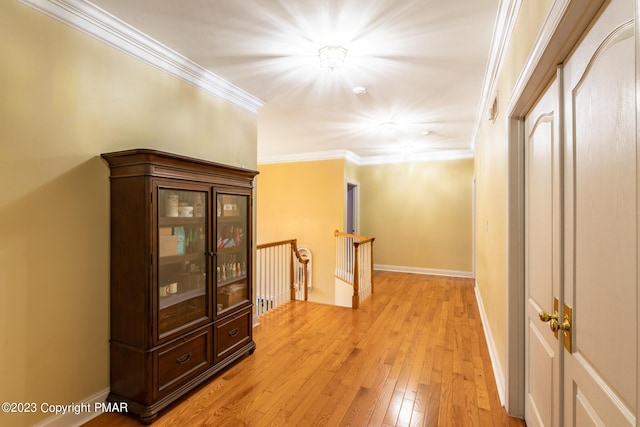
319,45 -> 347,71
353,86 -> 367,95
380,121 -> 397,132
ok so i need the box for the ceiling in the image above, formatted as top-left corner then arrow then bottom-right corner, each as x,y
89,0 -> 499,164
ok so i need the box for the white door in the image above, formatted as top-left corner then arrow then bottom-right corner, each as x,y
524,0 -> 637,425
561,0 -> 636,424
524,76 -> 562,427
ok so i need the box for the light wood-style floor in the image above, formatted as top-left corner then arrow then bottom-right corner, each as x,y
85,272 -> 526,426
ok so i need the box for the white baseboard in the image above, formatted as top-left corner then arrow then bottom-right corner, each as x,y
374,264 -> 474,278
474,285 -> 506,406
34,388 -> 110,427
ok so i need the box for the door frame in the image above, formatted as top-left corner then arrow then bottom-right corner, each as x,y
503,0 -> 624,416
345,181 -> 359,235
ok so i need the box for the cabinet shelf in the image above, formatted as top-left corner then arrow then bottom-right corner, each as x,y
217,275 -> 247,288
159,217 -> 206,226
217,215 -> 243,223
216,245 -> 246,254
159,287 -> 206,310
159,252 -> 205,265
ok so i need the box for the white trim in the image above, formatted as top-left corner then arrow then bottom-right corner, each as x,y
374,264 -> 473,278
504,0 -> 571,116
505,116 -> 526,417
34,388 -> 110,427
474,285 -> 506,406
345,180 -> 360,235
258,149 -> 360,165
19,0 -> 263,115
357,150 -> 475,165
258,149 -> 474,166
472,0 -> 523,150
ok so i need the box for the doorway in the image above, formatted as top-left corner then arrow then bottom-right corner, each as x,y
506,0 -> 639,425
346,182 -> 358,235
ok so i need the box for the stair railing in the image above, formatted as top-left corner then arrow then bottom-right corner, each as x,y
334,230 -> 375,308
255,239 -> 309,316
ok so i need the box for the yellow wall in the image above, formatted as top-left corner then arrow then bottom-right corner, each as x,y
256,160 -> 345,305
358,158 -> 474,272
0,2 -> 257,426
257,157 -> 474,306
474,0 -> 554,376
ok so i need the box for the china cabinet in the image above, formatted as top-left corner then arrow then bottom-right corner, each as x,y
101,149 -> 257,422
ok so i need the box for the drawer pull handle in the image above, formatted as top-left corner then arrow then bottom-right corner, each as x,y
176,352 -> 192,364
228,328 -> 239,337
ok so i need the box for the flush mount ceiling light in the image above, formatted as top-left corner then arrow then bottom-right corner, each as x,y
353,86 -> 367,95
318,45 -> 347,71
380,121 -> 397,132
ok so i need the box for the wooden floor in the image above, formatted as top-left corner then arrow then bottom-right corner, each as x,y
85,272 -> 526,426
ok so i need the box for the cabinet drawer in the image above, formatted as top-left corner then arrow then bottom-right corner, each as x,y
155,326 -> 212,397
214,309 -> 252,362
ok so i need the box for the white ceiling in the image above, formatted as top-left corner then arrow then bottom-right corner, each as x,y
89,0 -> 499,164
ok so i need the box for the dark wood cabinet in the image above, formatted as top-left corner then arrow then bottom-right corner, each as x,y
102,149 -> 257,422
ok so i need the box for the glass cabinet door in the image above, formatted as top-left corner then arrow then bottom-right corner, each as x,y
157,187 -> 209,337
215,193 -> 249,315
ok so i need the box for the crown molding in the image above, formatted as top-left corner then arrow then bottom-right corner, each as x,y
19,0 -> 264,115
357,149 -> 474,165
258,149 -> 359,165
471,0 -> 522,148
257,148 -> 474,166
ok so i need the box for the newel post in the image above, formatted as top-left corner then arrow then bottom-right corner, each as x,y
352,241 -> 360,309
302,258 -> 309,301
370,238 -> 375,294
289,239 -> 296,300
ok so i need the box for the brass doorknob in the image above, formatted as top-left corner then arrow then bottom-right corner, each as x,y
539,310 -> 560,333
538,311 -> 558,322
558,314 -> 571,332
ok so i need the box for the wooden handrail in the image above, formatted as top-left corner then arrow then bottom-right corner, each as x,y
334,230 -> 375,309
257,239 -> 297,249
334,230 -> 371,240
291,239 -> 309,301
353,241 -> 361,308
255,238 -> 309,317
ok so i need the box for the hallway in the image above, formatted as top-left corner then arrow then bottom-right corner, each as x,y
86,272 -> 525,426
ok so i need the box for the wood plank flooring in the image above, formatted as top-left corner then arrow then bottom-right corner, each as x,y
84,272 -> 526,426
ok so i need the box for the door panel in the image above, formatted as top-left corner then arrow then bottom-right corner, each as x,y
525,78 -> 561,427
562,0 -> 636,425
528,322 -> 557,426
